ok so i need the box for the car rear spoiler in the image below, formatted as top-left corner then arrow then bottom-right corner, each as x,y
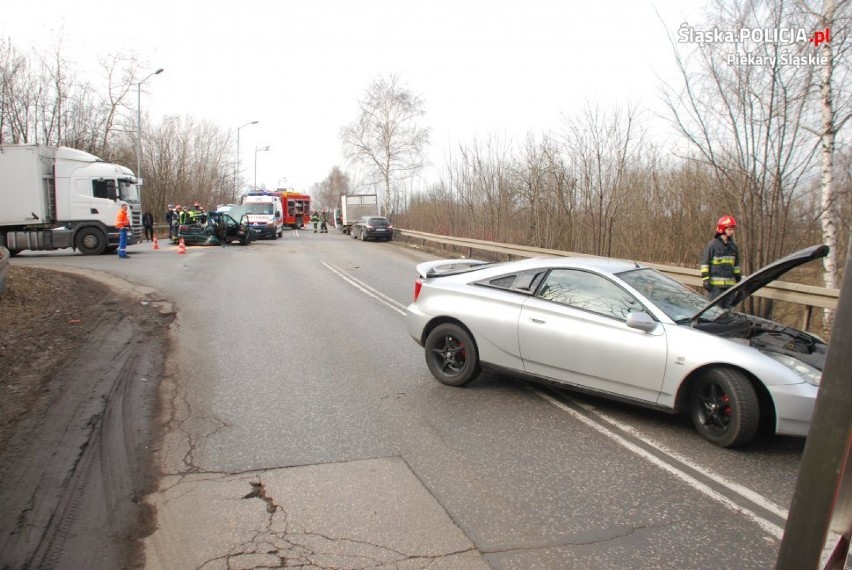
415,259 -> 492,279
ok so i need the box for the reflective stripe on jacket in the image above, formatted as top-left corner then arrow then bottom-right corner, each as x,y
700,236 -> 741,288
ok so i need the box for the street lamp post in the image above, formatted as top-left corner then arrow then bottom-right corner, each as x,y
136,68 -> 164,182
254,145 -> 270,190
235,120 -> 259,194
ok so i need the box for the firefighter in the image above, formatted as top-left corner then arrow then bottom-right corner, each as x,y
178,205 -> 192,225
320,210 -> 329,233
311,211 -> 320,233
700,215 -> 741,300
116,203 -> 131,259
166,204 -> 177,239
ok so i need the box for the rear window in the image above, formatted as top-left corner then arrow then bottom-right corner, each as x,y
476,270 -> 545,294
368,217 -> 389,224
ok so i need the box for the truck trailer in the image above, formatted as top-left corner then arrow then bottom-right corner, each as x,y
337,193 -> 379,234
0,144 -> 142,255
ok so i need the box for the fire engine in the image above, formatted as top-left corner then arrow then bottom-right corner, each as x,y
273,190 -> 311,229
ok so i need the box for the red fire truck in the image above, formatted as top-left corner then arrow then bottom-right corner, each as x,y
273,190 -> 311,229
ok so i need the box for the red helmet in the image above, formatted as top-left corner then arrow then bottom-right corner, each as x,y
716,215 -> 737,234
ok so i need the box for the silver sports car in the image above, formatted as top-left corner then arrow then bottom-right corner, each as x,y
406,245 -> 829,448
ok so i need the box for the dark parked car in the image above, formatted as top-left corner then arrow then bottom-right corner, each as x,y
173,211 -> 255,246
350,216 -> 393,241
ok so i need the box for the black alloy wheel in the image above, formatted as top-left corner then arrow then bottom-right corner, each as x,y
690,368 -> 759,447
423,323 -> 481,387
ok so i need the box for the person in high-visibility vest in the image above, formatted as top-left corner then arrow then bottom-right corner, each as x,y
311,211 -> 320,233
700,215 -> 741,300
116,203 -> 131,259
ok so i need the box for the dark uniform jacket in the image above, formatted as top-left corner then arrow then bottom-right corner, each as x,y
700,236 -> 741,290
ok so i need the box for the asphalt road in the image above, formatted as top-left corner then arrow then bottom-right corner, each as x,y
8,230 -> 811,569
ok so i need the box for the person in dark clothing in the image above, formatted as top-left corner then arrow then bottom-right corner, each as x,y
142,210 -> 154,241
165,205 -> 176,239
700,215 -> 741,300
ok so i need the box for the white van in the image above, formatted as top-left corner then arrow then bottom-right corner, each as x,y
240,193 -> 284,239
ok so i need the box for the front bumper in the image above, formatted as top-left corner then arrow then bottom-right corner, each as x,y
250,224 -> 276,238
767,381 -> 819,437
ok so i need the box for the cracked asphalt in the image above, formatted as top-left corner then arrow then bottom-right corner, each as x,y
143,458 -> 487,569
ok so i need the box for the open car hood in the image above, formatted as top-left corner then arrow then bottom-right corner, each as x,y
691,245 -> 828,321
690,244 -> 829,322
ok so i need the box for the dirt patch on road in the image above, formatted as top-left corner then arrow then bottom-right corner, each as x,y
0,265 -> 173,569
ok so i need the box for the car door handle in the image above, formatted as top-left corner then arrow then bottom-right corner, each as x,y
530,318 -> 546,324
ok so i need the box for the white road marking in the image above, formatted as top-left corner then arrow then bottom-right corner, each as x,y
323,262 -> 407,315
572,400 -> 790,519
532,388 -> 785,539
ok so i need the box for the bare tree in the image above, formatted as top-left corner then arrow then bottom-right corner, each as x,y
663,0 -> 824,317
340,74 -> 430,218
563,103 -> 645,257
310,166 -> 351,210
796,0 -> 852,330
0,37 -> 38,144
145,115 -> 232,217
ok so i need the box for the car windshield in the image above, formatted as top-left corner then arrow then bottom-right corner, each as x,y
224,205 -> 248,220
245,203 -> 273,215
617,268 -> 726,323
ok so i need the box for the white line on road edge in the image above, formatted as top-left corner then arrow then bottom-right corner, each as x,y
323,262 -> 407,316
532,387 -> 785,540
563,394 -> 844,567
572,400 -> 790,520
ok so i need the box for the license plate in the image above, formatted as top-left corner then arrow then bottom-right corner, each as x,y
375,228 -> 386,231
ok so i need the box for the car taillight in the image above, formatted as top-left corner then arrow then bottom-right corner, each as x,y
414,279 -> 423,302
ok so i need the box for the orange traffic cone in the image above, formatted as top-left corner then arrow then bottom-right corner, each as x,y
152,234 -> 160,250
178,237 -> 187,254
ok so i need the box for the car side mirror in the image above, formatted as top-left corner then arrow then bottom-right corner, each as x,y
626,312 -> 658,333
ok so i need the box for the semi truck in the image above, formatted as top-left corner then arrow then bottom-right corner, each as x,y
337,193 -> 379,234
0,144 -> 142,255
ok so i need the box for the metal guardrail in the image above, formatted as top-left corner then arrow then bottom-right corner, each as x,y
397,229 -> 839,322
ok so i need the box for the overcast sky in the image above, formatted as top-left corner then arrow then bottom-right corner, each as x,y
3,0 -> 709,192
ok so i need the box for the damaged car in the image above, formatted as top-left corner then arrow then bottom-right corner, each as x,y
173,210 -> 255,246
406,245 -> 829,448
